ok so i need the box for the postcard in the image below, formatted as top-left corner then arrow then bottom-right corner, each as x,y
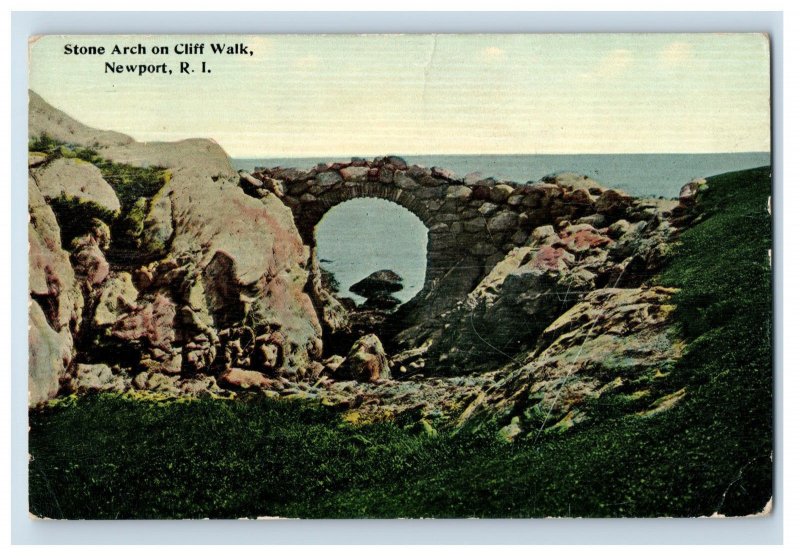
27,33 -> 772,519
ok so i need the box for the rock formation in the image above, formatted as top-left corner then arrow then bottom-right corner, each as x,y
27,90 -> 701,441
350,269 -> 404,310
28,91 -> 321,404
28,175 -> 83,405
339,334 -> 391,382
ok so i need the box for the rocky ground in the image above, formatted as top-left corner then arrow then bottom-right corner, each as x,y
28,90 -> 706,439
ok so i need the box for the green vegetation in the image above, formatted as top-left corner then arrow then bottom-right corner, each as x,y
29,133 -> 65,155
47,195 -> 117,249
29,134 -> 168,252
91,157 -> 167,211
28,167 -> 773,518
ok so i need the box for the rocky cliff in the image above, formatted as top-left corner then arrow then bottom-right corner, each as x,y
28,91 -> 321,405
28,91 -> 700,441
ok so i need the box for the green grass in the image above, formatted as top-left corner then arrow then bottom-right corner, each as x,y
28,166 -> 773,519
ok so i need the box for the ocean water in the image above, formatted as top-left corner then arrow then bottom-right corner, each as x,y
233,152 -> 771,199
234,153 -> 770,305
315,198 -> 427,304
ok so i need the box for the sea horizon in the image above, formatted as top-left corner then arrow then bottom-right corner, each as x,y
233,152 -> 771,199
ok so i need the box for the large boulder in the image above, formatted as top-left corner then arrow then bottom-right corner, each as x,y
29,302 -> 73,405
28,178 -> 83,329
403,242 -> 583,375
350,269 -> 403,298
340,334 -> 391,382
33,157 -> 121,213
159,179 -> 323,373
350,270 -> 404,312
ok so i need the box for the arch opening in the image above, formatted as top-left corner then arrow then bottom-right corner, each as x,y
314,198 -> 429,310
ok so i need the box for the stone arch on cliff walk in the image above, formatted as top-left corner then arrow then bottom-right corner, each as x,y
289,181 -> 503,306
248,160 -> 616,312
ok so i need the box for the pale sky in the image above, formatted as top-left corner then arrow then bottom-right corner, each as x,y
29,34 -> 770,157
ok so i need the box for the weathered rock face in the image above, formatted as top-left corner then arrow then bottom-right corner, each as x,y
111,293 -> 177,364
306,248 -> 350,336
470,286 -> 684,438
93,272 -> 138,328
64,363 -> 130,394
71,230 -> 110,288
28,178 -> 83,329
136,177 -> 322,377
154,176 -> 322,375
393,205 -> 678,375
28,176 -> 83,405
28,92 -> 323,405
29,302 -> 73,405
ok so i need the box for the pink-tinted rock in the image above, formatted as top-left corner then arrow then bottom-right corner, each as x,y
30,92 -> 324,392
72,237 -> 109,287
218,368 -> 274,390
28,177 -> 83,406
28,178 -> 83,332
341,334 -> 391,383
559,227 -> 612,252
29,302 -> 73,405
531,245 -> 573,272
111,293 -> 176,352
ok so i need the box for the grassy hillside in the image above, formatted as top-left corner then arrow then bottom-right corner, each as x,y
28,166 -> 773,519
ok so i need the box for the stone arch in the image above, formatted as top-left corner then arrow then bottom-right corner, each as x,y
290,181 -> 492,307
248,159 -> 616,314
293,181 -> 436,238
